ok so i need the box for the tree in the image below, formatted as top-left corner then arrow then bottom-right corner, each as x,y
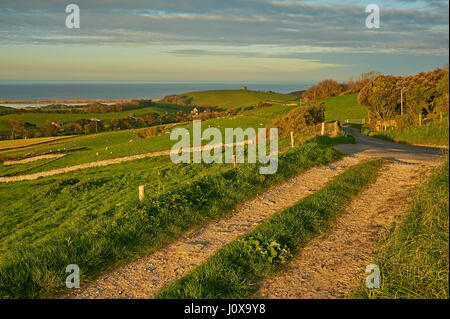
22,122 -> 36,139
436,72 -> 449,113
7,118 -> 23,139
44,120 -> 58,136
302,79 -> 345,101
358,75 -> 400,122
346,71 -> 381,93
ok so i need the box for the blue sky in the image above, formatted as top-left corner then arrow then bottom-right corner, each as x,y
0,0 -> 448,82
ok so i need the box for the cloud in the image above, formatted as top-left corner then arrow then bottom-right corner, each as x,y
0,0 -> 447,55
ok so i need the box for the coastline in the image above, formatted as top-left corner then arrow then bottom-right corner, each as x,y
0,99 -> 160,105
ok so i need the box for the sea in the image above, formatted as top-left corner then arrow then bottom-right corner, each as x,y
0,82 -> 312,107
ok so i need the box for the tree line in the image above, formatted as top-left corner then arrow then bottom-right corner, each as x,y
1,103 -> 265,140
19,100 -> 154,114
358,68 -> 449,129
301,71 -> 381,101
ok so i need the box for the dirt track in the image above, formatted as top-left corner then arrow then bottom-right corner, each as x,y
0,140 -> 252,183
68,156 -> 362,299
0,149 -> 172,182
253,161 -> 429,298
335,127 -> 444,163
61,129 -> 444,298
3,154 -> 66,165
252,128 -> 444,298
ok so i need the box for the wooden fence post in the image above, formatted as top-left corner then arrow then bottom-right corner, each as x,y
139,185 -> 145,202
290,131 -> 294,148
440,112 -> 443,124
334,121 -> 339,136
400,87 -> 404,116
419,114 -> 422,127
321,122 -> 325,136
232,155 -> 237,168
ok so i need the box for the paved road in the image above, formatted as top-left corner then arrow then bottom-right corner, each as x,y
335,127 -> 446,163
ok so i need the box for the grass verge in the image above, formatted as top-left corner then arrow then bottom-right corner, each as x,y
155,159 -> 384,299
351,157 -> 449,299
360,114 -> 449,147
0,135 -> 353,298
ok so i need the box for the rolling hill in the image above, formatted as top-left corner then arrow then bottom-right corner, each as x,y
182,89 -> 298,109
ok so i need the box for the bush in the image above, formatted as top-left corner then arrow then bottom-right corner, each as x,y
136,125 -> 166,139
161,95 -> 192,106
302,79 -> 345,101
270,102 -> 325,137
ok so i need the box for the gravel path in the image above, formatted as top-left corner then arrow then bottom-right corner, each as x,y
335,127 -> 444,163
2,154 -> 66,165
0,149 -> 172,182
68,156 -> 362,299
253,161 -> 431,298
62,129 -> 443,299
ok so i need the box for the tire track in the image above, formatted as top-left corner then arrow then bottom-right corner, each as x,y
253,161 -> 432,299
68,156 -> 362,299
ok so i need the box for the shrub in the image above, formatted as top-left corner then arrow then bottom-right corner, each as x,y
136,125 -> 166,139
302,79 -> 345,101
270,101 -> 325,137
161,95 -> 192,106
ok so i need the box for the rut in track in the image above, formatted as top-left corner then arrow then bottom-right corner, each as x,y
253,160 -> 433,299
69,156 -> 362,299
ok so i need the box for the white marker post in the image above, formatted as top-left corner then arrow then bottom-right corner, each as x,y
139,185 -> 145,202
290,131 -> 294,148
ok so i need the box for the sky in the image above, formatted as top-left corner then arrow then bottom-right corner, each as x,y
0,0 -> 448,82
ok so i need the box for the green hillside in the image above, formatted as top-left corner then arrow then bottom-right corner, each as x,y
183,89 -> 297,109
320,93 -> 368,123
0,105 -> 19,116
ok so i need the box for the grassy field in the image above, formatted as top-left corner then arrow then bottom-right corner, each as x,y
2,88 -> 446,300
361,113 -> 449,147
0,101 -> 302,177
0,136 -> 75,151
183,90 -> 297,109
0,135 -> 353,298
0,90 -> 296,131
352,157 -> 449,299
156,159 -> 384,298
0,116 -> 283,177
320,93 -> 368,123
0,102 -> 189,131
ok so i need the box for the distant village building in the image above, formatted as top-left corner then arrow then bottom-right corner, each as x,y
191,107 -> 199,115
90,118 -> 101,133
51,121 -> 64,128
